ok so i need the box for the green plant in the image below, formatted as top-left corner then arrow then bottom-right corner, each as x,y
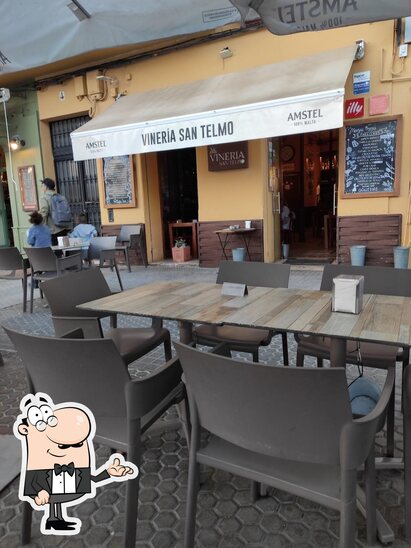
174,237 -> 187,248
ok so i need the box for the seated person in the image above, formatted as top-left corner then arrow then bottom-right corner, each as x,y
27,211 -> 52,248
69,213 -> 97,258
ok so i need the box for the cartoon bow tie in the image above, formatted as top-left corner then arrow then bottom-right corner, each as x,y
54,462 -> 75,476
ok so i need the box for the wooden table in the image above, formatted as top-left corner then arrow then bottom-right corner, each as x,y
214,228 -> 256,260
79,281 -> 411,544
79,281 -> 411,351
168,222 -> 198,258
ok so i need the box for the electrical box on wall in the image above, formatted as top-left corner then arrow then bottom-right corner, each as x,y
86,70 -> 104,100
73,75 -> 87,98
405,17 -> 411,43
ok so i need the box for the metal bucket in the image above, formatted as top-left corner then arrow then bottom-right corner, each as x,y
393,246 -> 410,269
350,245 -> 366,266
232,248 -> 246,261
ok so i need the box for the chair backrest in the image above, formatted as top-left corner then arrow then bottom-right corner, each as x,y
321,264 -> 411,296
40,268 -> 112,317
88,236 -> 117,261
175,342 -> 352,465
118,224 -> 142,243
4,327 -> 130,420
24,247 -> 57,273
0,247 -> 24,270
216,260 -> 290,288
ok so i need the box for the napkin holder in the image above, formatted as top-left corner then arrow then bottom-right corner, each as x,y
332,274 -> 364,314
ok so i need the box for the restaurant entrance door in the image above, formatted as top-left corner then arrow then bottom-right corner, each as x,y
158,147 -> 198,258
276,129 -> 339,262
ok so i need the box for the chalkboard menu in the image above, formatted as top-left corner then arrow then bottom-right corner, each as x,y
103,155 -> 136,208
18,165 -> 38,211
343,115 -> 401,198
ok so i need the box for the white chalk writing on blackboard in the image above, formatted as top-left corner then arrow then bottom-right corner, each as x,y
344,118 -> 400,197
103,155 -> 135,207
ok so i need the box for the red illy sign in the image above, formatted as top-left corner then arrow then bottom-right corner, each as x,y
345,98 -> 364,119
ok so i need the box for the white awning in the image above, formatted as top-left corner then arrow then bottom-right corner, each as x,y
71,45 -> 356,160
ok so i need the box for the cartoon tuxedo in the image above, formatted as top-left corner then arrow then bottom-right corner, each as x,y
14,393 -> 137,535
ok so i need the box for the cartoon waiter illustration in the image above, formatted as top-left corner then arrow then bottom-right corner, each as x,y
14,392 -> 137,535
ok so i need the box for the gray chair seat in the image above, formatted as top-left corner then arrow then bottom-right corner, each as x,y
4,329 -> 185,547
0,247 -> 31,313
94,383 -> 183,451
195,324 -> 271,346
193,261 -> 291,365
199,436 -> 341,502
297,335 -> 400,368
107,326 -> 171,364
175,342 -> 395,548
41,269 -> 172,366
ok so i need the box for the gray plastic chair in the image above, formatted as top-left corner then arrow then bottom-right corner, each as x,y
87,236 -> 123,290
4,326 -> 184,547
193,261 -> 291,364
24,247 -> 82,313
175,341 -> 394,548
296,264 -> 411,456
116,224 -> 148,270
40,268 -> 172,365
0,247 -> 30,312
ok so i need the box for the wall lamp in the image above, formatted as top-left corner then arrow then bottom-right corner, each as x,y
96,74 -> 119,87
219,47 -> 233,59
9,135 -> 25,151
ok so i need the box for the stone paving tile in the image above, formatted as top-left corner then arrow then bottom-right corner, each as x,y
0,265 -> 407,547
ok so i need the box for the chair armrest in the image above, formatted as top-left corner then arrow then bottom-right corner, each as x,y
125,356 -> 183,419
57,253 -> 82,273
99,249 -> 117,265
52,316 -> 103,338
340,367 -> 395,470
60,328 -> 85,339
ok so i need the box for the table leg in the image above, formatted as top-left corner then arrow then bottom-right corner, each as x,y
178,321 -> 193,344
191,224 -> 198,259
329,338 -> 347,368
217,234 -> 229,260
405,374 -> 411,543
242,233 -> 252,260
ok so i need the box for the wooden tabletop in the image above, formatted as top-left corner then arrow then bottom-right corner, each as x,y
79,281 -> 411,348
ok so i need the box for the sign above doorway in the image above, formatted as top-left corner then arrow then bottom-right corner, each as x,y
207,141 -> 248,171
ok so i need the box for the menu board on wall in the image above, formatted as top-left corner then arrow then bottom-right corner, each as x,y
18,165 -> 38,211
342,116 -> 401,198
103,155 -> 136,208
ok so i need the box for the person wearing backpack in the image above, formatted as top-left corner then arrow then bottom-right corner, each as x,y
39,178 -> 73,245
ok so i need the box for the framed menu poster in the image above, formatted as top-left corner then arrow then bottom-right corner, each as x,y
342,115 -> 402,198
18,165 -> 38,211
103,155 -> 136,208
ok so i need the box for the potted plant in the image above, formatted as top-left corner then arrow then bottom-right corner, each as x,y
172,237 -> 191,262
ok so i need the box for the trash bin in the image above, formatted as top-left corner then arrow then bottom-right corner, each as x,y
393,246 -> 410,269
232,248 -> 246,261
350,245 -> 366,266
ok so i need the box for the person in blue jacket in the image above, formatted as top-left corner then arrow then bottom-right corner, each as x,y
27,212 -> 52,247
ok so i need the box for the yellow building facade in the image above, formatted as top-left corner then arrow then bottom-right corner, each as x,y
34,21 -> 411,265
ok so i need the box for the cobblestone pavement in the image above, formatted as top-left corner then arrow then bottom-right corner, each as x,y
0,265 -> 408,547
